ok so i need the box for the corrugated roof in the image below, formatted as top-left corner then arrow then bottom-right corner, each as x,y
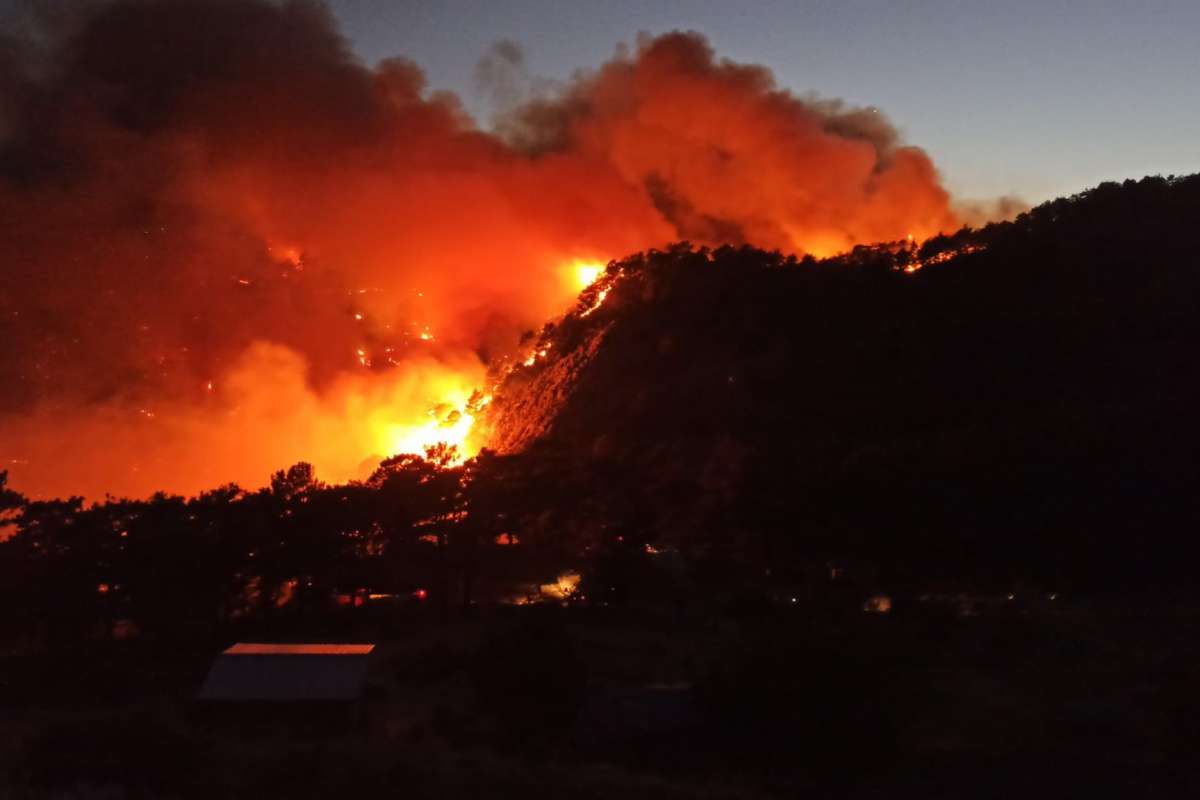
224,643 -> 375,656
198,643 -> 375,702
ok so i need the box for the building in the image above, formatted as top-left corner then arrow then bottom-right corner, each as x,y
196,643 -> 376,733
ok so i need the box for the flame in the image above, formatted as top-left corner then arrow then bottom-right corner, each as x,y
363,255 -> 608,467
903,242 -> 986,274
580,287 -> 610,318
374,256 -> 610,466
0,12 -> 968,500
574,261 -> 605,289
380,401 -> 476,463
540,571 -> 581,600
365,255 -> 613,467
369,380 -> 489,466
522,343 -> 552,367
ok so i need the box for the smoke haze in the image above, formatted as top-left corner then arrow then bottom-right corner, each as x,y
0,0 -> 963,499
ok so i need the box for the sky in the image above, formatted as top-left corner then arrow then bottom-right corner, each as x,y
327,0 -> 1200,205
0,0 -> 1196,500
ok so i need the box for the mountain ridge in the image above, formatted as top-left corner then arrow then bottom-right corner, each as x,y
479,173 -> 1200,591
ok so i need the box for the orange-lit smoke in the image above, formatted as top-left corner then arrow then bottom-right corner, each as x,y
0,2 -> 961,499
0,344 -> 489,501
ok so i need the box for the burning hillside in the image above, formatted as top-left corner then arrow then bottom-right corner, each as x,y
0,0 -> 969,500
477,175 -> 1200,584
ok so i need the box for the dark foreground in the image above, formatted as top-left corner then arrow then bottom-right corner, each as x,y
1,600 -> 1195,799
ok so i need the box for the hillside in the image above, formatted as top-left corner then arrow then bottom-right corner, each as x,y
482,174 -> 1200,594
3,175 -> 1199,798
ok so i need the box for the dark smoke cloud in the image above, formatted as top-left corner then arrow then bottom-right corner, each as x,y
0,1 -> 964,499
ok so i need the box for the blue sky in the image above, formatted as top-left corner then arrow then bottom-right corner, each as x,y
328,0 -> 1200,204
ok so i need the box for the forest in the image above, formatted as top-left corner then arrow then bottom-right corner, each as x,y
5,173 -> 1200,638
2,173 -> 1199,796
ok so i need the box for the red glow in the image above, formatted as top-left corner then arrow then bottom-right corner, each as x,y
0,9 -> 963,501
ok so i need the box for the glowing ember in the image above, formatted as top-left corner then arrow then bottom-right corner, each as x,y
580,287 -> 611,318
540,572 -> 581,601
903,242 -> 986,273
522,343 -> 552,367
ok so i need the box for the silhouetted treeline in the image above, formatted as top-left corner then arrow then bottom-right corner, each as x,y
0,449 -> 596,645
4,174 -> 1200,646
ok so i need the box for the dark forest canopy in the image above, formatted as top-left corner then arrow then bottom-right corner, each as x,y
3,173 -> 1200,643
486,173 -> 1200,592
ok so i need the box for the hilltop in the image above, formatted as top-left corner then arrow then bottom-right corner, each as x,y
483,173 -> 1200,595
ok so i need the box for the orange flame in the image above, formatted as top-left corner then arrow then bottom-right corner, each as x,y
0,11 -> 966,500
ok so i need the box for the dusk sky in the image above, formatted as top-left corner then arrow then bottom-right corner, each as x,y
1,0 -> 1198,498
328,0 -> 1200,204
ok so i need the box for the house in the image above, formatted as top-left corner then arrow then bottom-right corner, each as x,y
196,643 -> 376,733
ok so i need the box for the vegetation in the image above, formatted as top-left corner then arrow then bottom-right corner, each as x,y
489,172 -> 1200,600
2,174 -> 1200,795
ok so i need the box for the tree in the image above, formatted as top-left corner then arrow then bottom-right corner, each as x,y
0,470 -> 25,542
269,462 -> 320,501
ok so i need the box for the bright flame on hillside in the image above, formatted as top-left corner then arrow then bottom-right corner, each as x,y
365,256 -> 614,467
574,261 -> 605,289
382,407 -> 473,463
0,12 -> 967,500
374,388 -> 488,466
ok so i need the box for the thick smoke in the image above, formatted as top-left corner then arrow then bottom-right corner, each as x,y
495,32 -> 958,253
0,0 -> 962,499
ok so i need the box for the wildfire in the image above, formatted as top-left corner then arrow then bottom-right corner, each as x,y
375,390 -> 487,466
903,242 -> 986,273
381,256 -> 618,466
574,261 -> 605,289
361,256 -> 614,467
522,343 -> 552,367
580,286 -> 610,318
0,10 -> 972,501
540,572 -> 581,601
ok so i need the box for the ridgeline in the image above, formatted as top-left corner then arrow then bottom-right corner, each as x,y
484,173 -> 1200,596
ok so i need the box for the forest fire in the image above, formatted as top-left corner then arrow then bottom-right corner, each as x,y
0,2 -> 1195,794
377,390 -> 489,466
573,262 -> 605,289
0,1 -> 965,500
903,242 -> 987,273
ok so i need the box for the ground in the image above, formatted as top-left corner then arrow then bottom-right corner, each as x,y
0,600 -> 1194,797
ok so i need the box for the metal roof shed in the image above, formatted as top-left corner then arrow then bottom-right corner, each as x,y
196,643 -> 377,733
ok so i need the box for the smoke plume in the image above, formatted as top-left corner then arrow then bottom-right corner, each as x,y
0,0 -> 962,499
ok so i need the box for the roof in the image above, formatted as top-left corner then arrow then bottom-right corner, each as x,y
223,643 -> 375,656
198,643 -> 375,702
